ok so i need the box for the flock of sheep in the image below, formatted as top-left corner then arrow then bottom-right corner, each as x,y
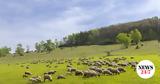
21,56 -> 138,84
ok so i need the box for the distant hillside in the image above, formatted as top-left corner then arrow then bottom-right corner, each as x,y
63,16 -> 160,46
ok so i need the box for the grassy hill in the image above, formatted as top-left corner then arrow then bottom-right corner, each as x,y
0,40 -> 159,84
0,40 -> 158,63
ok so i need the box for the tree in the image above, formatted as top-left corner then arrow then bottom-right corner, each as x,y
0,47 -> 11,57
67,33 -> 77,45
88,29 -> 99,44
35,42 -> 40,52
15,44 -> 24,56
116,33 -> 131,48
130,29 -> 142,44
35,41 -> 46,52
45,39 -> 55,53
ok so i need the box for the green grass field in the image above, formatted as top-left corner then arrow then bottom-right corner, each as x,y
0,40 -> 159,84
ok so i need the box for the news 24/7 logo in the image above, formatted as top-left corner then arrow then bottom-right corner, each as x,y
136,60 -> 155,79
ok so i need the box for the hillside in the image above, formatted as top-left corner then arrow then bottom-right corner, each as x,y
63,17 -> 160,46
0,40 -> 158,64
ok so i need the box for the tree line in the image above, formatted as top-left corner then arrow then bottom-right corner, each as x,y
0,39 -> 61,57
62,16 -> 159,46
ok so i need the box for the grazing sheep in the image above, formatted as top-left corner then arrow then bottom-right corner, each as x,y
135,45 -> 140,49
95,68 -> 103,73
47,70 -> 56,75
83,70 -> 100,78
22,74 -> 28,78
25,71 -> 32,75
133,67 -> 136,71
66,65 -> 72,68
44,74 -> 52,82
130,57 -> 134,59
75,70 -> 83,76
109,62 -> 118,67
93,62 -> 102,67
107,68 -> 120,75
68,67 -> 76,72
129,61 -> 138,68
118,63 -> 128,67
26,66 -> 29,69
121,57 -> 127,60
89,66 -> 103,73
57,75 -> 66,79
117,67 -> 126,72
102,69 -> 113,75
29,76 -> 42,84
46,64 -> 51,68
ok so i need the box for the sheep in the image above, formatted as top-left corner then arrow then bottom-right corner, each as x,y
57,75 -> 66,79
29,78 -> 38,84
29,76 -> 42,84
26,66 -> 30,69
104,61 -> 111,66
102,69 -> 113,75
118,63 -> 128,67
117,67 -> 126,72
129,61 -> 138,68
130,57 -> 134,59
46,64 -> 51,68
113,58 -> 119,63
83,70 -> 100,78
68,67 -> 76,72
44,74 -> 52,82
109,62 -> 118,67
22,74 -> 28,78
93,62 -> 102,67
121,57 -> 127,60
89,66 -> 97,70
89,66 -> 103,73
107,68 -> 120,75
75,70 -> 83,76
66,65 -> 72,68
47,70 -> 56,75
25,71 -> 32,75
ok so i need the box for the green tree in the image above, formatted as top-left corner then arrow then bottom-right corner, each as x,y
0,47 -> 11,57
35,41 -> 46,52
116,33 -> 131,48
45,39 -> 55,53
15,44 -> 24,56
67,34 -> 76,45
35,42 -> 40,52
130,29 -> 142,44
88,29 -> 99,43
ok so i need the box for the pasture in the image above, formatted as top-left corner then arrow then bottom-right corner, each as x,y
0,40 -> 159,84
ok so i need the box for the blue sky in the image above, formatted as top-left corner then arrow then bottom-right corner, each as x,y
0,0 -> 160,51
